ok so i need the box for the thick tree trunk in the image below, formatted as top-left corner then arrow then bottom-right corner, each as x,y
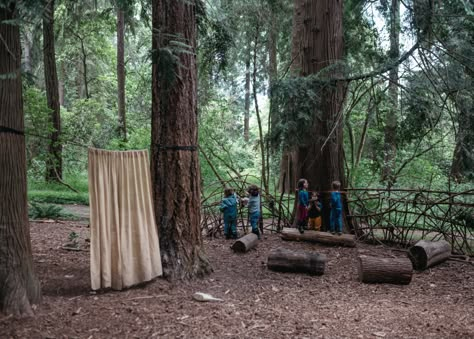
281,227 -> 356,247
408,240 -> 451,270
267,248 -> 326,275
231,233 -> 258,253
0,2 -> 41,316
151,0 -> 210,280
286,0 -> 347,232
358,255 -> 412,284
43,0 -> 62,182
117,7 -> 127,141
382,0 -> 400,185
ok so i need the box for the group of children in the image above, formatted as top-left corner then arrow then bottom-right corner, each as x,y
219,179 -> 343,240
219,185 -> 261,240
296,178 -> 343,235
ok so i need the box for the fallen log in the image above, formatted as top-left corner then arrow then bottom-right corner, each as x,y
358,255 -> 412,284
231,233 -> 259,253
408,240 -> 451,270
281,227 -> 356,247
267,248 -> 326,275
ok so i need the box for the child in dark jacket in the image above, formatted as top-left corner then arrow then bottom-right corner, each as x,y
296,178 -> 309,234
247,185 -> 261,239
220,187 -> 238,239
330,181 -> 343,235
308,191 -> 322,231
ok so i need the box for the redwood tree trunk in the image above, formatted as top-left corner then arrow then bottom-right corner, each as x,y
0,2 -> 41,316
117,7 -> 127,141
294,0 -> 346,230
151,0 -> 210,280
382,0 -> 400,185
43,0 -> 62,181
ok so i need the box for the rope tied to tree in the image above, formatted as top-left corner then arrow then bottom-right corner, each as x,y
156,145 -> 198,151
0,125 -> 24,136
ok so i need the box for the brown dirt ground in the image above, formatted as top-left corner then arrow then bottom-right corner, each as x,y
1,220 -> 474,339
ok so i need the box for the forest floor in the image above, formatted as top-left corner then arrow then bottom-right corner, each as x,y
1,218 -> 474,338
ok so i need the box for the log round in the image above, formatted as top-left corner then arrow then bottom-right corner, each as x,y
408,240 -> 451,270
231,233 -> 259,253
267,248 -> 326,275
281,227 -> 356,247
358,255 -> 412,284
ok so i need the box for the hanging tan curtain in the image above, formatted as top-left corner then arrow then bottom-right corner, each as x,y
88,148 -> 162,290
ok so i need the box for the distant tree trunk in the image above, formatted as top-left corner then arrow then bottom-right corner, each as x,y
450,92 -> 474,181
21,28 -> 33,74
244,37 -> 251,142
117,7 -> 127,141
252,23 -> 268,193
43,0 -> 62,181
267,3 -> 278,191
58,61 -> 65,107
294,0 -> 346,230
382,0 -> 400,186
151,0 -> 211,280
0,2 -> 41,316
278,0 -> 304,194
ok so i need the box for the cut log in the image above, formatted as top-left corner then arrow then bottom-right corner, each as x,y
408,240 -> 451,270
267,248 -> 326,275
281,227 -> 356,247
231,233 -> 258,253
358,255 -> 412,284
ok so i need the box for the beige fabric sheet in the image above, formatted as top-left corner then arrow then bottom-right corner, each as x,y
88,148 -> 162,290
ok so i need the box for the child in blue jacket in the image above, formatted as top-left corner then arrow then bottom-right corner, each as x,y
330,180 -> 343,235
220,187 -> 238,239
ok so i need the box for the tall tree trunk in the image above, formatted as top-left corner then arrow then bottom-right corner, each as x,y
278,0 -> 304,194
117,7 -> 127,141
295,0 -> 346,230
43,0 -> 62,181
21,28 -> 33,74
0,1 -> 41,316
58,60 -> 65,107
151,0 -> 211,280
252,23 -> 268,193
382,0 -> 400,186
244,38 -> 251,143
450,91 -> 474,181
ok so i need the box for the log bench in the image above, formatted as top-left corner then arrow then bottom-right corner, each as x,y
281,227 -> 356,247
267,248 -> 326,275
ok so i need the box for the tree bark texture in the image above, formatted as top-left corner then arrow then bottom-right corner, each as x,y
382,0 -> 400,185
283,0 -> 347,231
43,0 -> 62,182
0,2 -> 41,315
281,228 -> 356,247
151,0 -> 210,280
267,248 -> 326,275
408,240 -> 451,270
231,233 -> 258,253
117,7 -> 127,141
357,255 -> 412,284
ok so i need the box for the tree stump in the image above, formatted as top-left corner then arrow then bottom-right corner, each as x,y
281,228 -> 356,247
408,240 -> 451,270
267,248 -> 326,275
358,255 -> 413,284
231,233 -> 258,253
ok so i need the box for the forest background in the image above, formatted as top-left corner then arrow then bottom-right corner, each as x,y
17,0 -> 473,211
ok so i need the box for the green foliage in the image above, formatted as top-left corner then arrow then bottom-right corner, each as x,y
28,202 -> 76,220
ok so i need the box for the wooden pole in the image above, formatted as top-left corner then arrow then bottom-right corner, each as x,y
281,227 -> 356,247
408,240 -> 451,270
358,255 -> 412,284
267,248 -> 326,275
